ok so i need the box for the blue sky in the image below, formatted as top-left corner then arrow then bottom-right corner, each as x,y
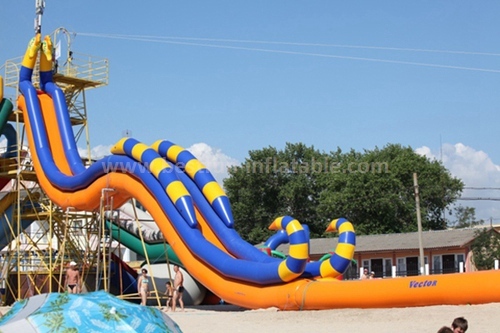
1,1 -> 500,222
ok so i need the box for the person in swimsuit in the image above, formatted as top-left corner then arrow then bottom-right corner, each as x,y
172,265 -> 184,311
137,268 -> 150,306
164,281 -> 174,311
65,261 -> 80,294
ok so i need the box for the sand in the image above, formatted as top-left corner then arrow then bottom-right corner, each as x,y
2,303 -> 499,332
165,303 -> 500,333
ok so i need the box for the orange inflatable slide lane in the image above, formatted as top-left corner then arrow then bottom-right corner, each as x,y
16,34 -> 500,310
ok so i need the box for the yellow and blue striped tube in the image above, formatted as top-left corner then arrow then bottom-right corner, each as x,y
152,140 -> 234,228
40,35 -> 53,72
20,34 -> 42,85
111,137 -> 197,227
21,34 -> 42,70
319,217 -> 356,278
268,216 -> 308,282
39,35 -> 55,92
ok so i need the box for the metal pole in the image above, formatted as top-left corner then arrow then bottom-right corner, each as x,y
34,0 -> 45,34
96,188 -> 114,290
106,197 -> 114,292
413,173 -> 425,275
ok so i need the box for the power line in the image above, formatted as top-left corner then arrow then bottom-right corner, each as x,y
76,32 -> 500,74
458,197 -> 500,201
77,33 -> 500,57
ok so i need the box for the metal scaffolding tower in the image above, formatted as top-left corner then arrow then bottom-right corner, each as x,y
0,27 -> 111,304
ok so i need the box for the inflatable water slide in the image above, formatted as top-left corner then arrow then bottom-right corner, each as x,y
17,34 -> 500,310
105,202 -> 207,305
106,202 -> 181,264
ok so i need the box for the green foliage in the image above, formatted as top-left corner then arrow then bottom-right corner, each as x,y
316,144 -> 463,234
224,142 -> 464,243
225,143 -> 325,244
471,228 -> 500,270
449,205 -> 484,228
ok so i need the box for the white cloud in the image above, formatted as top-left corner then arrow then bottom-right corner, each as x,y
187,143 -> 239,184
414,146 -> 435,160
78,142 -> 239,184
416,143 -> 500,222
79,144 -> 113,160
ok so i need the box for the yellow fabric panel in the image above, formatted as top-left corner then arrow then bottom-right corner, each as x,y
22,34 -> 41,69
149,158 -> 170,178
131,142 -> 147,161
335,243 -> 355,259
285,220 -> 302,235
278,261 -> 293,281
167,145 -> 183,162
268,217 -> 283,231
150,140 -> 163,152
185,159 -> 206,178
166,181 -> 189,202
339,222 -> 354,233
320,261 -> 341,278
288,243 -> 309,260
110,137 -> 128,155
202,181 -> 225,204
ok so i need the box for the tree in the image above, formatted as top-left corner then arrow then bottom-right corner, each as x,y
315,144 -> 463,234
448,205 -> 484,229
471,228 -> 500,270
224,143 -> 325,244
224,143 -> 464,243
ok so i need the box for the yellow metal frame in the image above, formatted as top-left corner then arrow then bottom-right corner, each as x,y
0,28 -> 120,305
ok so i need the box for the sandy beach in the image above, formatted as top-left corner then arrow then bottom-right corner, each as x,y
2,302 -> 499,332
165,303 -> 500,333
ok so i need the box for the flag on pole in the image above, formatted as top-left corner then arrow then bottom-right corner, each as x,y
55,41 -> 61,60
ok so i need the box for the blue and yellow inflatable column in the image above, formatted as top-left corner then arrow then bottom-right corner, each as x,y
152,140 -> 234,228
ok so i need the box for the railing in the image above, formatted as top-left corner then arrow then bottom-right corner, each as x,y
1,51 -> 108,102
55,51 -> 108,86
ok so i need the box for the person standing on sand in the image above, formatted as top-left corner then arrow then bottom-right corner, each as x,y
137,268 -> 150,306
172,265 -> 184,311
64,261 -> 80,294
164,281 -> 174,311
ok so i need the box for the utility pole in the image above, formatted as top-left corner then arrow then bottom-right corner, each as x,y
34,0 -> 46,34
413,173 -> 425,275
